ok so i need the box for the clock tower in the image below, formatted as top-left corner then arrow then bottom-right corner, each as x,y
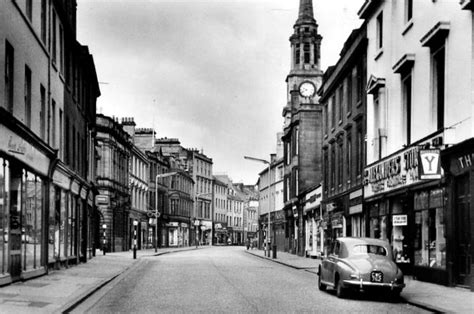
282,0 -> 323,256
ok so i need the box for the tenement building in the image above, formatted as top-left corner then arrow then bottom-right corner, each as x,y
122,118 -> 150,250
213,177 -> 228,244
0,0 -> 100,285
282,0 -> 324,256
95,114 -> 131,252
154,138 -> 195,247
318,26 -> 367,256
359,0 -> 473,289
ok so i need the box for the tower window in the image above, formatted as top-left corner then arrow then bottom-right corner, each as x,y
295,44 -> 300,65
304,43 -> 310,64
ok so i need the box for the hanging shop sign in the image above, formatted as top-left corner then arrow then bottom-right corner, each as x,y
418,149 -> 442,180
292,205 -> 298,218
364,134 -> 444,198
392,214 -> 408,226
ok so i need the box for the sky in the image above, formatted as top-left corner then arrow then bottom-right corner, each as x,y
77,0 -> 364,184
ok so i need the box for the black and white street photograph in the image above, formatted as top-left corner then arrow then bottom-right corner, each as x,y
0,0 -> 473,313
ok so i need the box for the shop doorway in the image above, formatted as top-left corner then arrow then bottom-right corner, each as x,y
455,174 -> 471,287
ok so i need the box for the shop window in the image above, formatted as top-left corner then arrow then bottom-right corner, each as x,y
22,172 -> 43,270
414,189 -> 446,269
0,158 -> 9,274
351,215 -> 364,237
369,202 -> 388,240
68,196 -> 76,257
60,190 -> 67,258
391,199 -> 410,263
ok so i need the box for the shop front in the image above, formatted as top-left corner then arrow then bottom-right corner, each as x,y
160,217 -> 190,247
200,220 -> 212,245
214,222 -> 228,245
49,166 -> 93,268
272,209 -> 287,252
0,121 -> 56,285
441,138 -> 474,291
364,133 -> 447,283
303,185 -> 322,258
348,189 -> 365,238
128,212 -> 148,250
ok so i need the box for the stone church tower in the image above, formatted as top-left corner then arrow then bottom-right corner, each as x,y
282,0 -> 323,256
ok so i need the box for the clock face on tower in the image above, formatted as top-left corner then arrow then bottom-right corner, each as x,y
299,81 -> 315,98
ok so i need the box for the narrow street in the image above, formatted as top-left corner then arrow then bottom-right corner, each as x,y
73,247 -> 427,313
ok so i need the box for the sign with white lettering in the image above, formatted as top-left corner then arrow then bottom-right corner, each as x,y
419,149 -> 442,180
364,134 -> 443,198
392,215 -> 408,226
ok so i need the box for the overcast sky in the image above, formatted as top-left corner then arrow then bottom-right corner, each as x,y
77,0 -> 364,184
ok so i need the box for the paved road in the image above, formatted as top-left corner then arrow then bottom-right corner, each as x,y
73,247 -> 428,313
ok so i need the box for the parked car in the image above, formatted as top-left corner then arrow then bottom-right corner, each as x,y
318,237 -> 405,300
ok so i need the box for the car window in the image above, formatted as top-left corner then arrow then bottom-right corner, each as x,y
353,244 -> 387,256
332,241 -> 341,256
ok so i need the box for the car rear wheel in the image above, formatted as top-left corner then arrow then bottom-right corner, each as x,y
318,270 -> 326,291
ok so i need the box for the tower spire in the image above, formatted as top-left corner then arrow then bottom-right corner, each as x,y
296,0 -> 316,26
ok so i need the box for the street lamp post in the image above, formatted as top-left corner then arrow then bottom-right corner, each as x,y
155,172 -> 177,253
244,155 -> 272,258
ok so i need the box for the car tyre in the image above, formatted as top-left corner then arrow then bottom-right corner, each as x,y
335,278 -> 345,298
318,273 -> 326,291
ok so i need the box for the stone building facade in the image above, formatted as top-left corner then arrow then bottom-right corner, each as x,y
359,0 -> 474,289
318,25 -> 367,256
0,0 -> 99,285
282,0 -> 324,256
95,114 -> 131,252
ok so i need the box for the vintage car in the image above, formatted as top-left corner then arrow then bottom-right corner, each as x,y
318,237 -> 405,299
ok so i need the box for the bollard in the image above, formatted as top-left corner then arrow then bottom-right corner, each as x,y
133,220 -> 138,259
272,245 -> 277,259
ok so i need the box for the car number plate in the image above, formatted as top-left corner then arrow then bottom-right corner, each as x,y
371,271 -> 383,283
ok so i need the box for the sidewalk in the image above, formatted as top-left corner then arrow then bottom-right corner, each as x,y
246,249 -> 474,313
0,246 -> 198,313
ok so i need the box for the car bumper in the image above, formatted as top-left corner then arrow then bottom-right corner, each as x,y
343,279 -> 405,291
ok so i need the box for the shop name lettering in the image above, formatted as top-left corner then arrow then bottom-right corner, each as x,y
365,147 -> 419,193
457,153 -> 473,169
8,136 -> 26,155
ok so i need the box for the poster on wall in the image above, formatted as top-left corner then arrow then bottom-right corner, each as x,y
392,215 -> 408,226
